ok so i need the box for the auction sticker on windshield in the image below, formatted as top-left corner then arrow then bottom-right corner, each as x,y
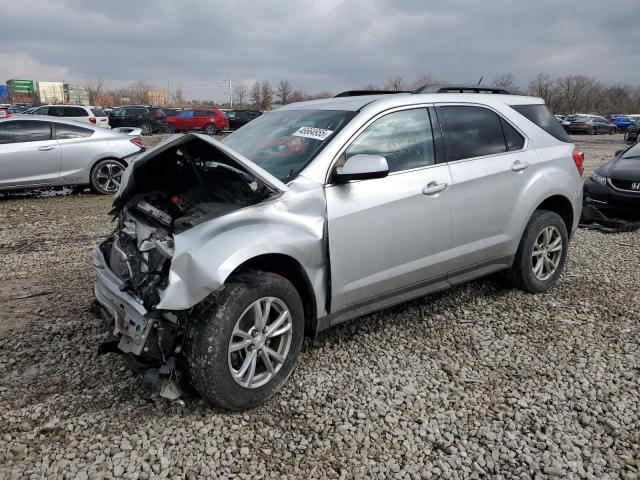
292,127 -> 334,141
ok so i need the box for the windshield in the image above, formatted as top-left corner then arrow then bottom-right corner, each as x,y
622,142 -> 640,159
222,109 -> 356,182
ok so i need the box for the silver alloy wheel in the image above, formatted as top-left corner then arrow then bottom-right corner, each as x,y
532,225 -> 563,281
95,162 -> 124,193
228,296 -> 293,389
140,123 -> 152,135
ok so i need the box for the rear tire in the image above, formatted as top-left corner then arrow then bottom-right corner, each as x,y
185,271 -> 304,410
506,210 -> 568,293
139,122 -> 153,135
89,159 -> 125,195
203,123 -> 217,135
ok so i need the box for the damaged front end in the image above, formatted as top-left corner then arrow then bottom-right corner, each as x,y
93,133 -> 288,400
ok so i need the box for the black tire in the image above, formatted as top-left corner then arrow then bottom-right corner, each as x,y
506,210 -> 569,293
591,127 -> 597,135
185,271 -> 304,410
139,122 -> 153,135
203,123 -> 217,135
89,159 -> 126,195
164,123 -> 176,134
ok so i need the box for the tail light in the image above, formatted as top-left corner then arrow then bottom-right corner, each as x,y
130,137 -> 144,148
89,117 -> 97,124
572,147 -> 584,176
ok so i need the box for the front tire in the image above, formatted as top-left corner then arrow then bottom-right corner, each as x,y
89,159 -> 125,195
203,123 -> 217,135
186,271 -> 304,410
506,210 -> 568,293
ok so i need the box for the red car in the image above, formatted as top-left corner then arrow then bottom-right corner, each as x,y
0,108 -> 11,119
165,108 -> 228,135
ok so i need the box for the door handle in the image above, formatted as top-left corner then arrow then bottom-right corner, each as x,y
511,160 -> 529,172
422,181 -> 448,196
38,145 -> 56,151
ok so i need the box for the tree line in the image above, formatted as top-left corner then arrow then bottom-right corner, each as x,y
83,73 -> 640,114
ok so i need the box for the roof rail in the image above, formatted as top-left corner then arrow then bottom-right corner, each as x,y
413,84 -> 515,95
334,90 -> 411,98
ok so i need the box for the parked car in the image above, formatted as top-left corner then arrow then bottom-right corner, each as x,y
624,120 -> 640,144
8,104 -> 32,114
164,108 -> 228,134
92,89 -> 583,410
222,109 -> 262,130
612,116 -> 637,132
554,114 -> 570,130
161,107 -> 182,117
0,107 -> 10,119
566,115 -> 615,134
0,116 -> 144,194
108,105 -> 166,135
584,142 -> 640,214
25,105 -> 110,129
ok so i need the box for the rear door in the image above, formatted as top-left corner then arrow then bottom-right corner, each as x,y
0,120 -> 61,187
326,107 -> 454,311
193,110 -> 209,130
436,104 -> 539,275
62,106 -> 90,124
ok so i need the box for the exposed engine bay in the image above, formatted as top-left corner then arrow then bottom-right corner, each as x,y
95,135 -> 281,400
101,137 -> 275,311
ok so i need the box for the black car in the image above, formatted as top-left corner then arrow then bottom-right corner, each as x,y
584,143 -> 640,214
108,105 -> 166,135
624,119 -> 640,144
221,109 -> 262,131
566,115 -> 616,135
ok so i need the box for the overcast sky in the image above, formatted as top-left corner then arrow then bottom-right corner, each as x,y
1,0 -> 638,101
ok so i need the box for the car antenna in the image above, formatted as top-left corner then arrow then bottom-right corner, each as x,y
477,76 -> 484,86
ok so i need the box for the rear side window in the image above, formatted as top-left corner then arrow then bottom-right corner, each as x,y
91,108 -> 106,117
439,106 -> 507,161
127,108 -> 147,116
55,123 -> 94,139
0,120 -> 51,143
500,118 -> 525,151
64,107 -> 88,117
511,104 -> 570,142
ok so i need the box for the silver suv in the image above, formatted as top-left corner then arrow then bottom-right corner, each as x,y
92,88 -> 583,410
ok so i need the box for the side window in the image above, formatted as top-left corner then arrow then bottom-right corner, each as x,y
126,108 -> 146,116
177,110 -> 194,118
0,120 -> 51,144
500,118 -> 525,151
34,106 -> 49,115
195,110 -> 210,117
49,106 -> 66,117
440,106 -> 507,161
55,123 -> 94,140
112,108 -> 126,117
345,108 -> 435,173
64,107 -> 88,117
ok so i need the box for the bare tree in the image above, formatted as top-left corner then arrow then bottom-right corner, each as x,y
173,86 -> 185,107
85,77 -> 104,105
260,81 -> 273,110
411,74 -> 444,91
276,80 -> 293,105
233,83 -> 248,107
362,83 -> 380,91
492,73 -> 516,88
249,82 -> 261,108
384,75 -> 406,91
289,89 -> 306,103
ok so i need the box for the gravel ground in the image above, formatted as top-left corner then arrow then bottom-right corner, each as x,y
0,134 -> 638,479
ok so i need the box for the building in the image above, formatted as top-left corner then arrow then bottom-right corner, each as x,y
64,84 -> 90,105
147,90 -> 166,106
37,81 -> 65,104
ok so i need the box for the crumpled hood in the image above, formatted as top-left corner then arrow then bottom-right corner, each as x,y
114,133 -> 288,206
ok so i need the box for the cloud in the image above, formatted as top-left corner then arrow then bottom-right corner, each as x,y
1,0 -> 639,100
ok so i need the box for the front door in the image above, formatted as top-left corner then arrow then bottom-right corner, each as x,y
0,120 -> 61,188
326,107 -> 453,312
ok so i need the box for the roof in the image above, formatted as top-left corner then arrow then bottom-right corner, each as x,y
279,93 -> 544,112
0,115 -> 117,133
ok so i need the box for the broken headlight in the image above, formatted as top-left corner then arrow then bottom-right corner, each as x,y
590,171 -> 607,186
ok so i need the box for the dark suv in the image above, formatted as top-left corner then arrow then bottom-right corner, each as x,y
108,105 -> 166,135
222,109 -> 262,130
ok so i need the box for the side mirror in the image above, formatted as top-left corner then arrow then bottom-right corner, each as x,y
615,149 -> 624,157
333,154 -> 389,183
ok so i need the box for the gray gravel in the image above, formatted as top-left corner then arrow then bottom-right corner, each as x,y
1,134 -> 639,479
